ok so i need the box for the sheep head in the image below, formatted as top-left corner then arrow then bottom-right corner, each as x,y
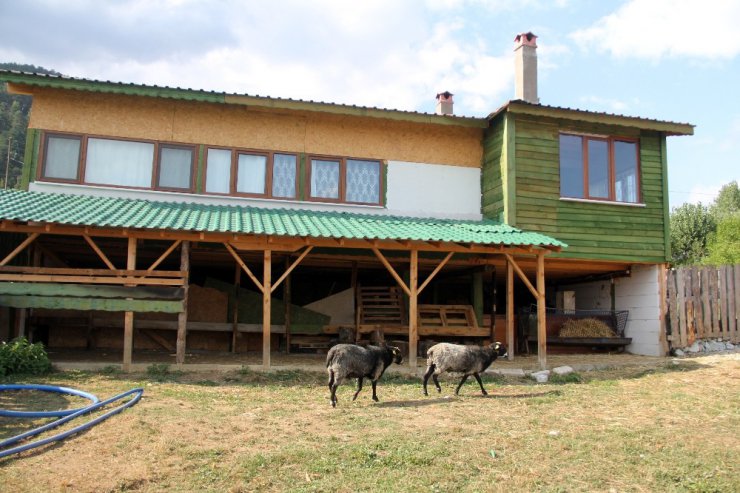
389,345 -> 404,364
490,341 -> 508,359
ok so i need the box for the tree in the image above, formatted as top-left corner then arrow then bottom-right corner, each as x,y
670,202 -> 715,265
704,215 -> 740,265
710,180 -> 740,221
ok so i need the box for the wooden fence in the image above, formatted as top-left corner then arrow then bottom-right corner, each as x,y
666,265 -> 740,347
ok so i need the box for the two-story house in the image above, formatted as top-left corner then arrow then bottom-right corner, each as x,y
0,33 -> 692,370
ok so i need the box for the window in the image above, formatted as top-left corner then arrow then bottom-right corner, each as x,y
559,133 -> 640,203
204,148 -> 297,199
308,156 -> 381,205
40,133 -> 194,192
43,135 -> 81,181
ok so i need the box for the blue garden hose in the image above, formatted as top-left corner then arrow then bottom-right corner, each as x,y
0,384 -> 144,459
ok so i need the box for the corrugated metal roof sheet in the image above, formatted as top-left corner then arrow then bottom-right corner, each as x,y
0,190 -> 566,249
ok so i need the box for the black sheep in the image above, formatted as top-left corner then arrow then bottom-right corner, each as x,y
423,342 -> 508,396
326,343 -> 403,407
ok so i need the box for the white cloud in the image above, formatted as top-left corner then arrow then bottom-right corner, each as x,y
578,95 -> 640,113
687,183 -> 722,205
571,0 -> 740,60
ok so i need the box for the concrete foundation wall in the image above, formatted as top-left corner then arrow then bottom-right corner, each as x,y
615,264 -> 664,356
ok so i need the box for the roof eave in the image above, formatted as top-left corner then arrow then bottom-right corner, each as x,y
488,100 -> 694,136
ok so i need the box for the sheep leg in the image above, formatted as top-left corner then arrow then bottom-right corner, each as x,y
328,369 -> 335,392
473,373 -> 488,396
455,374 -> 469,395
422,365 -> 436,396
371,380 -> 379,402
330,382 -> 339,408
432,374 -> 441,393
352,377 -> 364,401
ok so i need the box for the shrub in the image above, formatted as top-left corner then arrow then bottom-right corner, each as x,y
0,337 -> 52,376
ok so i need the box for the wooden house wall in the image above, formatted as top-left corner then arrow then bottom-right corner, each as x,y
481,115 -> 505,222
482,113 -> 670,263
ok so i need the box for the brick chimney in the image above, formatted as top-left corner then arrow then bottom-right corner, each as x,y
435,91 -> 454,115
514,32 -> 538,104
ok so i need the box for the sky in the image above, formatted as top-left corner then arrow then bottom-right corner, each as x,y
0,0 -> 737,209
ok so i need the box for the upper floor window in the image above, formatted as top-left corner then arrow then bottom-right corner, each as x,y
308,156 -> 382,205
205,148 -> 298,199
559,133 -> 640,203
41,133 -> 194,192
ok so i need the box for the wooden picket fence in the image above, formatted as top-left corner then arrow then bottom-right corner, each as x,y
666,265 -> 740,348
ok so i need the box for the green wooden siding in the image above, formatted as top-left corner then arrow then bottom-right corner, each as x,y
482,113 -> 670,263
482,115 -> 506,222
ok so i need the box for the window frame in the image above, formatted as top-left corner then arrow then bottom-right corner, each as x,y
39,131 -> 196,193
306,154 -> 383,206
203,146 -> 299,200
559,132 -> 641,204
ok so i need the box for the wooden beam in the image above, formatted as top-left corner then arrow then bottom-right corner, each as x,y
0,266 -> 184,277
371,247 -> 411,297
507,259 -> 514,361
123,236 -> 136,372
284,256 -> 291,354
0,273 -> 184,286
417,251 -> 454,295
34,242 -> 69,267
263,249 -> 272,369
83,234 -> 117,270
0,232 -> 39,266
232,263 -> 240,353
408,249 -> 419,368
176,241 -> 190,366
147,239 -> 182,272
504,253 -> 538,298
270,246 -> 313,293
224,242 -> 264,293
536,252 -> 547,370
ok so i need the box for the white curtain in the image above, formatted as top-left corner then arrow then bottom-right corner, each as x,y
85,138 -> 154,188
237,154 -> 267,194
44,136 -> 80,180
272,154 -> 297,198
206,148 -> 232,194
158,147 -> 192,189
311,159 -> 340,199
614,141 -> 638,203
346,159 -> 380,203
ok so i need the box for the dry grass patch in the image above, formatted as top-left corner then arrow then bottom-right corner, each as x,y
1,354 -> 738,492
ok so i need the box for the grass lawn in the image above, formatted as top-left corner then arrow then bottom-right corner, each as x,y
1,353 -> 738,492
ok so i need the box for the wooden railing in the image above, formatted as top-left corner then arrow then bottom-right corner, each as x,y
666,265 -> 740,347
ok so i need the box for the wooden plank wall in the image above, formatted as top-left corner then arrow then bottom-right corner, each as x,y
485,114 -> 670,263
666,265 -> 740,346
481,116 -> 506,222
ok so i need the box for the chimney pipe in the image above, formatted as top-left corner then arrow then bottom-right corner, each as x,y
514,32 -> 538,104
435,91 -> 454,115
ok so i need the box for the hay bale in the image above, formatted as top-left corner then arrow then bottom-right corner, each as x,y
558,318 -> 616,338
188,285 -> 228,323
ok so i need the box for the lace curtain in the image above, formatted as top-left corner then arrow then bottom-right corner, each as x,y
44,136 -> 80,180
205,148 -> 231,194
85,138 -> 154,188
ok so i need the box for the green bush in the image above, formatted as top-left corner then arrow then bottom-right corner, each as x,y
0,337 -> 52,376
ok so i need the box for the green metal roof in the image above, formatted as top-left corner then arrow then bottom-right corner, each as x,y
0,190 -> 566,249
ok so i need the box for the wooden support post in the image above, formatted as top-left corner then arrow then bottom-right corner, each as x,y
1,232 -> 39,266
536,252 -> 546,370
232,262 -> 240,353
263,250 -> 272,369
506,258 -> 514,360
284,256 -> 291,354
123,237 -> 137,372
176,241 -> 190,366
409,249 -> 418,369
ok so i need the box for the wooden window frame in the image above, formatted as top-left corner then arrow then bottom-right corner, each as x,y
560,133 -> 641,204
39,132 -> 196,193
203,147 -> 299,200
306,155 -> 383,206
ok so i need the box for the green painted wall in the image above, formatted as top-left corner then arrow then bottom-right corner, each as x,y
482,113 -> 670,263
482,115 -> 506,223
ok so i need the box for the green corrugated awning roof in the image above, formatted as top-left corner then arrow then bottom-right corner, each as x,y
0,190 -> 566,249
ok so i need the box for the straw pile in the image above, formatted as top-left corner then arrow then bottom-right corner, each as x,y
558,318 -> 616,338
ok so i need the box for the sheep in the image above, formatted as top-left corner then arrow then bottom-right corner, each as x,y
326,343 -> 403,407
422,342 -> 508,396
